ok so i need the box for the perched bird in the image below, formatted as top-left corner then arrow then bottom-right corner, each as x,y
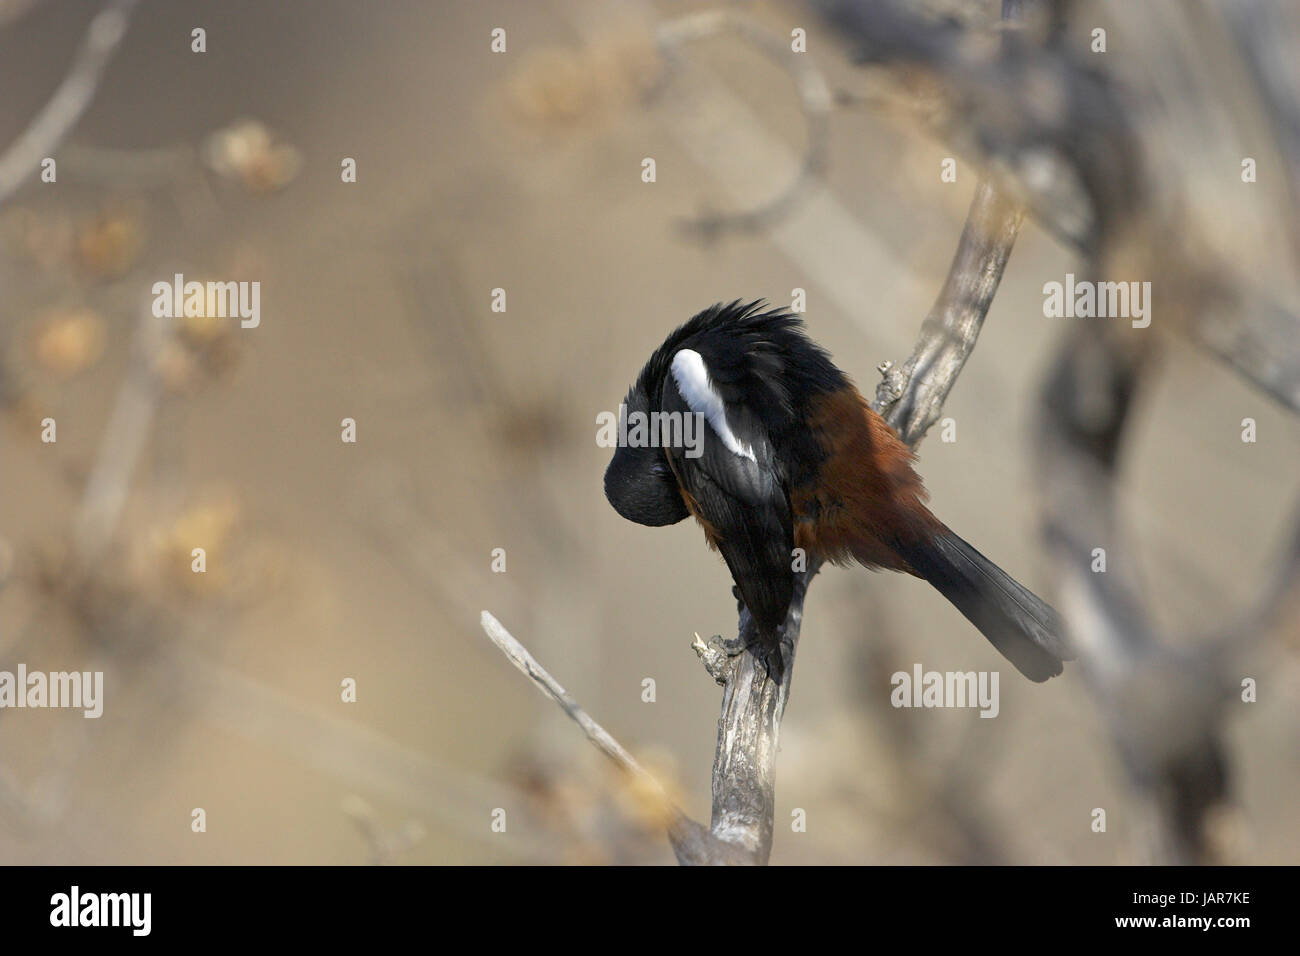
604,300 -> 1071,682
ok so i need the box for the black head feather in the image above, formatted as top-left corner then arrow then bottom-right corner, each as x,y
604,300 -> 847,526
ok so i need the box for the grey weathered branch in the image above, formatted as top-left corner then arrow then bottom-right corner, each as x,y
478,611 -> 742,864
873,181 -> 1023,444
0,0 -> 139,207
689,560 -> 818,863
1033,312 -> 1300,863
870,0 -> 1029,444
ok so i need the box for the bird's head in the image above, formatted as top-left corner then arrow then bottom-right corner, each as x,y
603,381 -> 690,526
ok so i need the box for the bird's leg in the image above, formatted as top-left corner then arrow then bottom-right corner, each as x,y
755,631 -> 788,684
724,585 -> 789,681
714,584 -> 758,656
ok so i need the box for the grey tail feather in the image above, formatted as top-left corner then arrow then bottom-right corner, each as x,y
900,530 -> 1072,682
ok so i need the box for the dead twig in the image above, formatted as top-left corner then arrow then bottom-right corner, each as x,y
0,0 -> 139,207
478,611 -> 745,864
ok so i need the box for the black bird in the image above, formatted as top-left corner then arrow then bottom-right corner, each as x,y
604,300 -> 1072,681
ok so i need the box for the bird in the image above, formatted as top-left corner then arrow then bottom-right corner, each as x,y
603,299 -> 1072,682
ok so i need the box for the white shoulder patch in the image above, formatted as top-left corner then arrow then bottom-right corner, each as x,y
670,349 -> 757,462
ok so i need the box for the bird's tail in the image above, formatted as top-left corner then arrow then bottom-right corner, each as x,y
894,529 -> 1072,682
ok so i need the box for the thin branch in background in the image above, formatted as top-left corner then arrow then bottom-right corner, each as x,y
1034,322 -> 1229,864
1034,320 -> 1300,865
819,0 -> 1300,418
0,0 -> 139,208
71,308 -> 170,568
815,0 -> 1141,256
1183,281 -> 1300,416
1220,0 -> 1300,273
654,10 -> 832,242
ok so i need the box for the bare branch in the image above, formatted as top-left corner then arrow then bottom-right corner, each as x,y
873,180 -> 1023,441
1184,280 -> 1300,416
1031,321 -> 1261,864
72,307 -> 170,567
477,611 -> 743,864
479,611 -> 659,782
691,566 -> 817,863
0,0 -> 140,207
1221,0 -> 1300,270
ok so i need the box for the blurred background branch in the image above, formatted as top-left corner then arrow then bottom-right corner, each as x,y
0,0 -> 137,207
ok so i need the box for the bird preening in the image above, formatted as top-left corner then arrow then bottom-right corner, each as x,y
604,300 -> 1073,683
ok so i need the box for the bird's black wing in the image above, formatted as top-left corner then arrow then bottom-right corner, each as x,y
660,347 -> 795,641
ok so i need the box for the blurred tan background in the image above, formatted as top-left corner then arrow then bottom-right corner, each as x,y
1,0 -> 1297,864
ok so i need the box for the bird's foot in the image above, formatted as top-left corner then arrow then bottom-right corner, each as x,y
717,632 -> 756,657
693,631 -> 760,685
692,630 -> 787,685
